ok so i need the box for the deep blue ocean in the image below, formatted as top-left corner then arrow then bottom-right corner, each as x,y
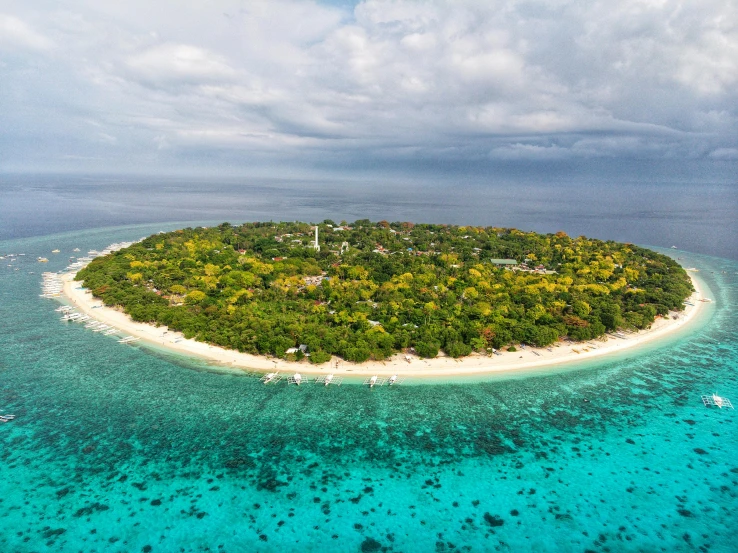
0,173 -> 736,552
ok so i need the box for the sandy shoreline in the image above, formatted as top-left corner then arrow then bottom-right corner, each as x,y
60,272 -> 708,379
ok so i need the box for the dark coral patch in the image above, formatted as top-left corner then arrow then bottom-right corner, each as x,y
483,513 -> 504,527
73,502 -> 109,518
361,537 -> 382,552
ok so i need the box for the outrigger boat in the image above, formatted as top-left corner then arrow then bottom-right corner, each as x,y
260,372 -> 282,384
363,375 -> 387,387
701,392 -> 734,409
315,373 -> 343,386
287,373 -> 306,385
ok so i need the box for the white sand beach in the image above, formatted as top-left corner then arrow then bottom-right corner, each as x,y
60,271 -> 708,379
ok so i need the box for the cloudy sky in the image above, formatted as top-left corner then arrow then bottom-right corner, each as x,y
1,0 -> 737,176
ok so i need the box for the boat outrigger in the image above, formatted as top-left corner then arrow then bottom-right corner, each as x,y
363,375 -> 386,387
287,373 -> 307,385
701,392 -> 734,409
315,373 -> 342,386
260,372 -> 282,384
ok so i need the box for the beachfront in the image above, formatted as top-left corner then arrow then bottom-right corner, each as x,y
57,270 -> 709,379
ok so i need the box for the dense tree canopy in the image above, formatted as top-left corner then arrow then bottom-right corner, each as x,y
76,221 -> 693,363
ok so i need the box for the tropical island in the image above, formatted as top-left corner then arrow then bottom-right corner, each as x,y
74,221 -> 695,367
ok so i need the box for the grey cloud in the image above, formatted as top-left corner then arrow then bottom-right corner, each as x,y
1,0 -> 737,173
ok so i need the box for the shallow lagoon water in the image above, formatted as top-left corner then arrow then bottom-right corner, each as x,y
1,223 -> 737,552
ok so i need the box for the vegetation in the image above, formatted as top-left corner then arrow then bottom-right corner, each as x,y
76,221 -> 693,363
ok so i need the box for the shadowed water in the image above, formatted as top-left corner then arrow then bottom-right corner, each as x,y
1,224 -> 736,552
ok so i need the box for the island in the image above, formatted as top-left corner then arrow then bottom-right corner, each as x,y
72,221 -> 696,372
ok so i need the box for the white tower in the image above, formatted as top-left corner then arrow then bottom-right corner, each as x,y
313,226 -> 320,252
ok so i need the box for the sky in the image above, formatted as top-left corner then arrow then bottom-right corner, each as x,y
1,0 -> 737,177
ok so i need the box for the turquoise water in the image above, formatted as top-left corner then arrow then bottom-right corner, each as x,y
1,224 -> 736,552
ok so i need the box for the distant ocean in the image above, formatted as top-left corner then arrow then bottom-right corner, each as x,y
0,172 -> 736,552
1,165 -> 736,260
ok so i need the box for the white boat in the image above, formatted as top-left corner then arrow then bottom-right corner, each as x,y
315,373 -> 342,386
287,373 -> 305,385
369,375 -> 377,388
702,392 -> 734,409
389,375 -> 398,385
260,372 -> 282,384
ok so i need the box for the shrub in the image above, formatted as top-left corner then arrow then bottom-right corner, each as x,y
415,341 -> 440,358
308,350 -> 332,364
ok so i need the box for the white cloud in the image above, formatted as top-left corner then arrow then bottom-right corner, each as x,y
708,148 -> 738,160
0,13 -> 53,51
124,43 -> 236,86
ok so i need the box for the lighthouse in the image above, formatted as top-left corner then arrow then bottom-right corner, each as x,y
313,226 -> 320,252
